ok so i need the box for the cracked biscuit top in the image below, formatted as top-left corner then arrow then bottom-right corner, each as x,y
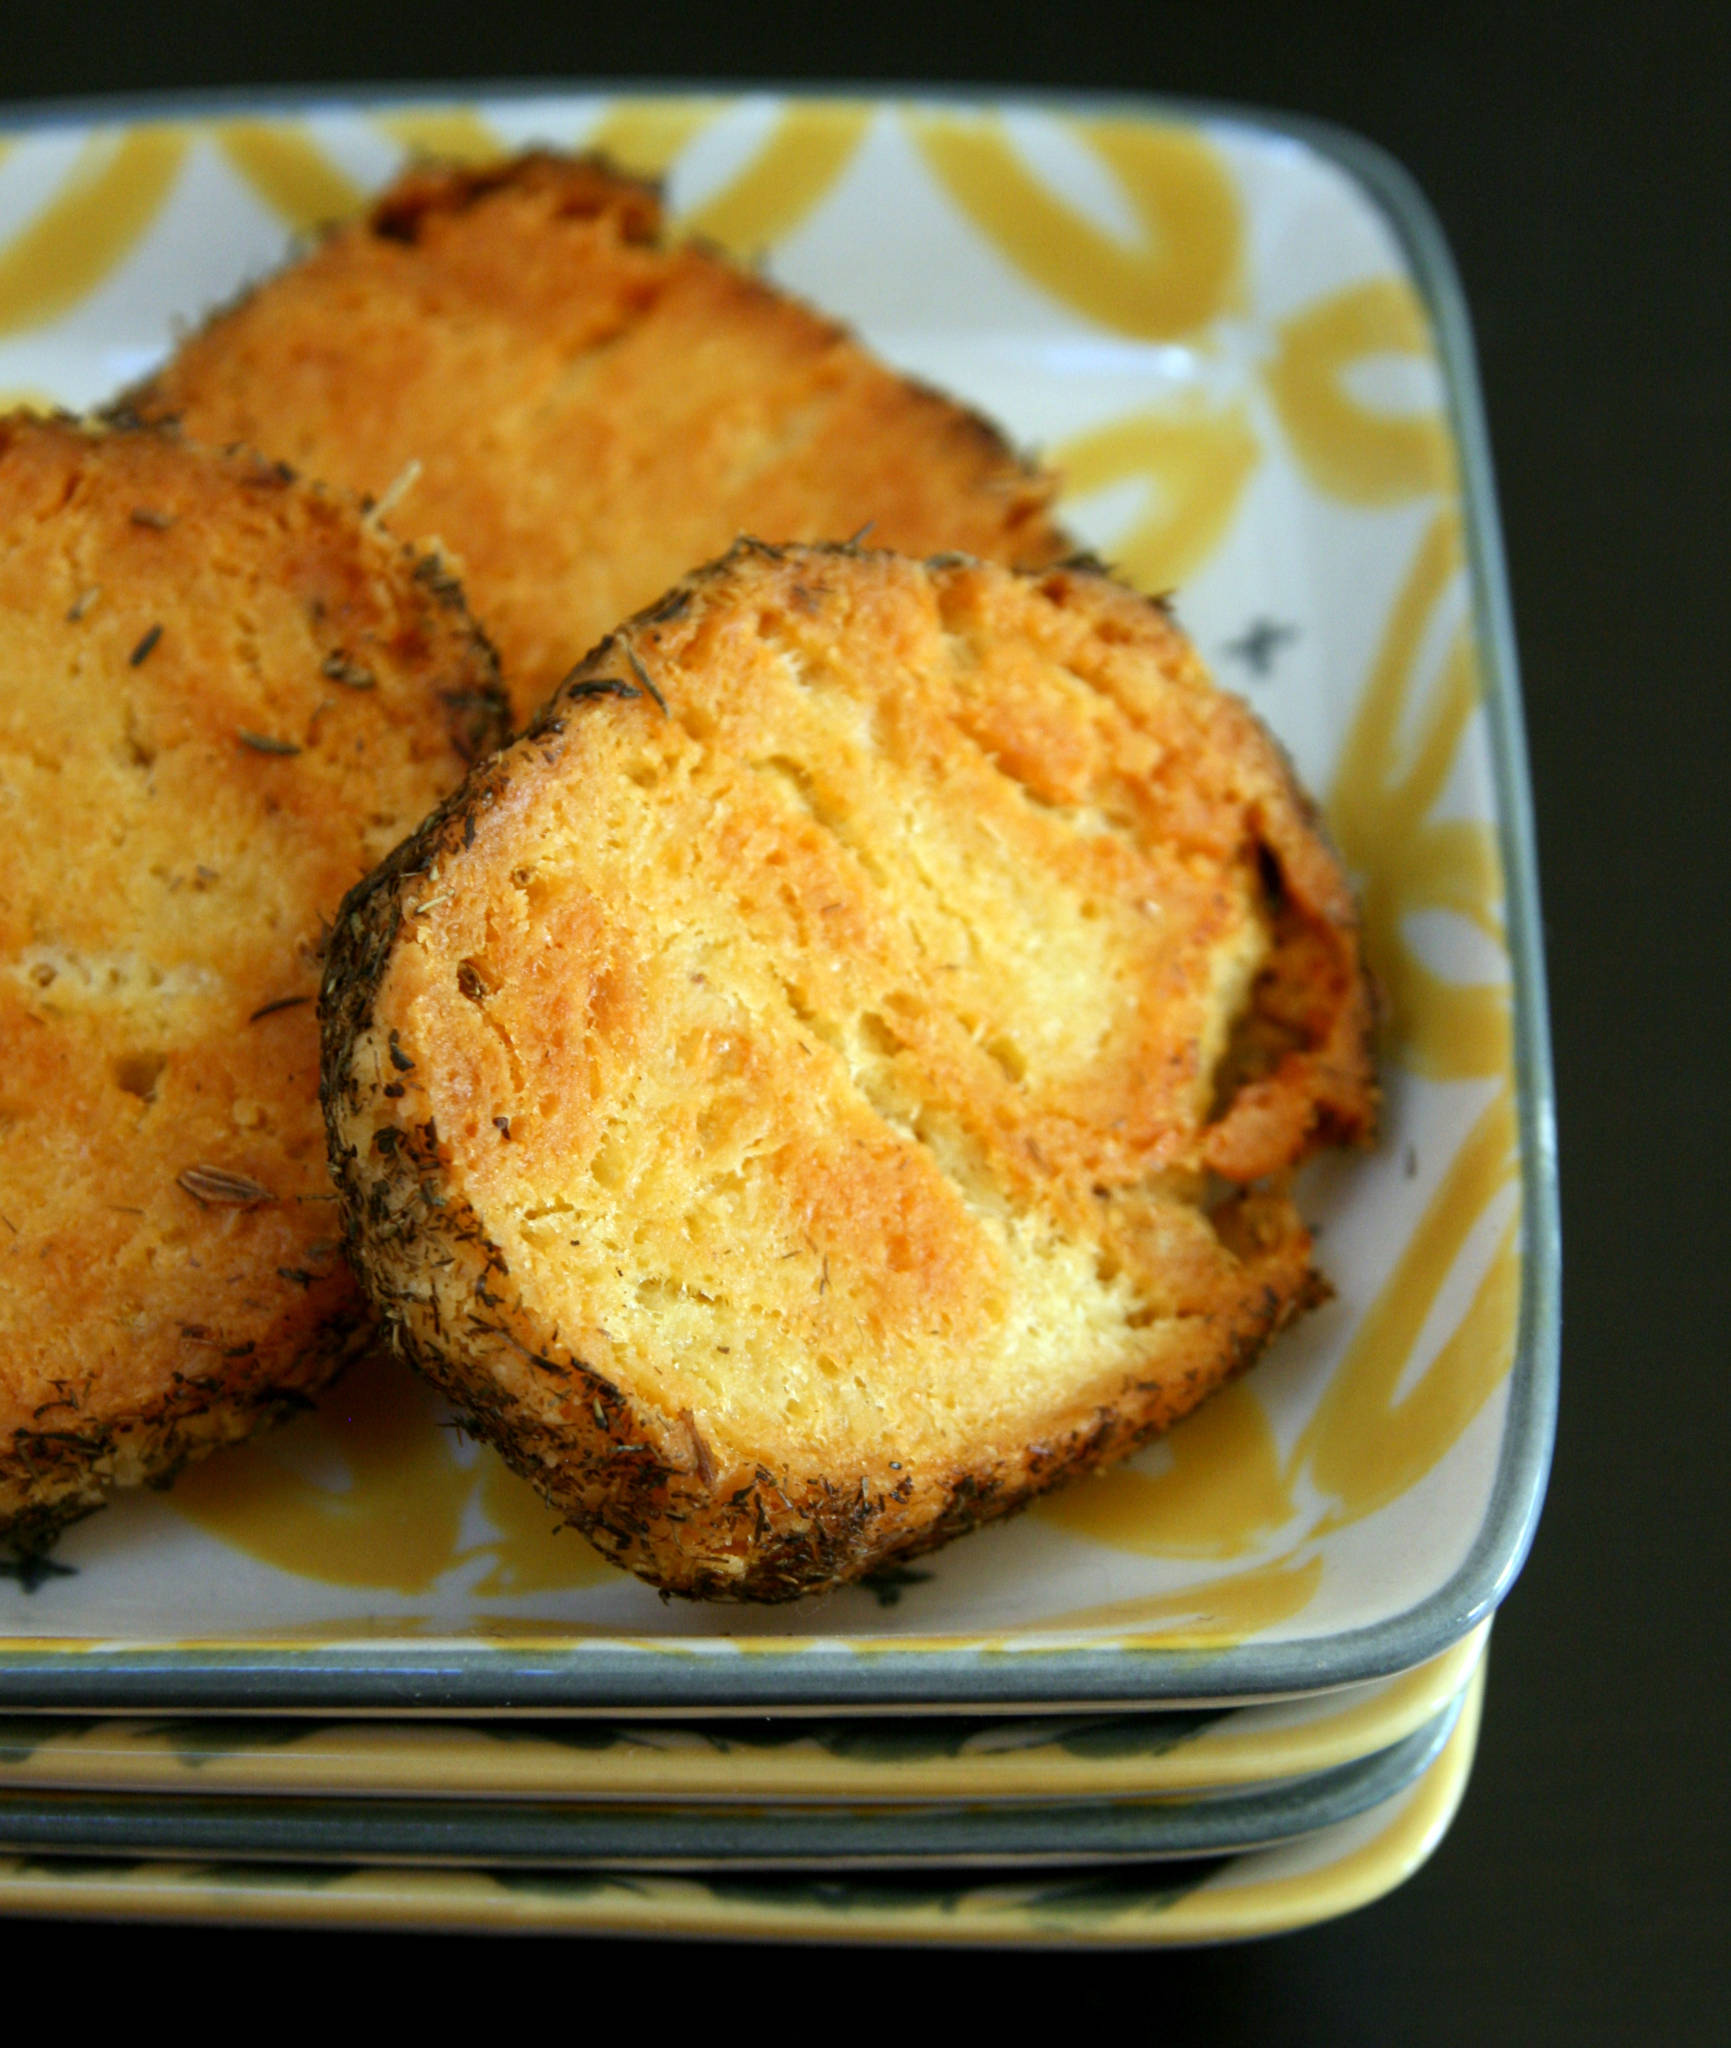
126,150 -> 1071,728
323,542 -> 1376,1600
0,413 -> 507,1550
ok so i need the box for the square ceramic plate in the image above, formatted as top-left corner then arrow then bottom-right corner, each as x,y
0,88 -> 1556,1712
0,1687 -> 1464,1867
0,1664 -> 1486,1940
0,1623 -> 1484,1804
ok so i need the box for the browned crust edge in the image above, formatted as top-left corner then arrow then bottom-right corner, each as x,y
0,1315 -> 377,1558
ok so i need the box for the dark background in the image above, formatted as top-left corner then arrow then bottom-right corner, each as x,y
4,4 -> 1726,2037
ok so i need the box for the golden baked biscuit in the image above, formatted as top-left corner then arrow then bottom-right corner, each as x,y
0,414 -> 508,1552
322,543 -> 1375,1601
125,151 -> 1070,728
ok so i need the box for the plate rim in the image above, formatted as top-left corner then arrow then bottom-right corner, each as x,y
0,1665 -> 1488,1942
0,1624 -> 1487,1801
0,80 -> 1558,1713
0,1688 -> 1466,1867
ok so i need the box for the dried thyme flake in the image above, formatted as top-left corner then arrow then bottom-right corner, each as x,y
65,584 -> 101,623
128,623 -> 164,667
624,643 -> 669,716
248,994 -> 311,1023
176,1165 -> 275,1207
680,1407 -> 717,1489
129,507 -> 174,531
564,676 -> 640,703
237,729 -> 302,757
320,653 -> 376,691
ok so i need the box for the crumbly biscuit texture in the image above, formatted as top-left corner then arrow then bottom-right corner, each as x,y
0,413 -> 507,1548
324,544 -> 1375,1600
128,151 -> 1071,727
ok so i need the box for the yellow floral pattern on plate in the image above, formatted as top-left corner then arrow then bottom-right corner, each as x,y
0,127 -> 187,339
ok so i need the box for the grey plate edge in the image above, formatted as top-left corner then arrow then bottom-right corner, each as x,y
0,1687 -> 1464,1868
0,78 -> 1558,1714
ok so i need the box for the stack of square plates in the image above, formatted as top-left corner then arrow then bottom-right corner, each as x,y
0,85 -> 1557,1943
